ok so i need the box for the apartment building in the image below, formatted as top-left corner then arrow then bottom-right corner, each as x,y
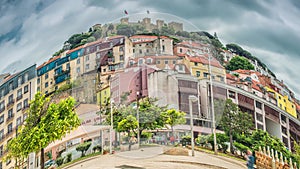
0,65 -> 36,169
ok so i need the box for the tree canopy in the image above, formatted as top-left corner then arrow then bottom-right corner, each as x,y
6,92 -> 80,168
226,56 -> 254,71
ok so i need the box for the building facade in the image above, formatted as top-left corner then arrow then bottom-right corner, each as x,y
0,65 -> 36,169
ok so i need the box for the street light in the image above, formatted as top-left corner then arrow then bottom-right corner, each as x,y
109,100 -> 114,154
136,91 -> 140,147
208,55 -> 217,155
189,95 -> 198,157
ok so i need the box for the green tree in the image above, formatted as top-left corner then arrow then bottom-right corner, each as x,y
6,92 -> 80,169
76,142 -> 92,157
219,99 -> 253,153
117,115 -> 138,137
226,56 -> 254,71
161,109 -> 186,136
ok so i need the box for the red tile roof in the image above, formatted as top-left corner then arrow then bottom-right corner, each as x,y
226,73 -> 237,80
130,35 -> 170,40
37,55 -> 61,70
66,45 -> 85,54
186,55 -> 224,69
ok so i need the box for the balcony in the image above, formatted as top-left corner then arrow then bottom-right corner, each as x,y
54,69 -> 70,78
16,95 -> 23,101
6,99 -> 15,108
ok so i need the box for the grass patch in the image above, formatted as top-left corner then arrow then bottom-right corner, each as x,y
188,146 -> 246,162
58,152 -> 101,169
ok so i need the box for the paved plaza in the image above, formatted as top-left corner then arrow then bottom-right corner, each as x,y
64,146 -> 247,169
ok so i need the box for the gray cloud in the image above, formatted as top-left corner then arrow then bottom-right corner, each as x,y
0,0 -> 300,97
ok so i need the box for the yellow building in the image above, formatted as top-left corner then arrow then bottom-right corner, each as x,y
97,85 -> 110,106
265,87 -> 297,118
183,55 -> 226,83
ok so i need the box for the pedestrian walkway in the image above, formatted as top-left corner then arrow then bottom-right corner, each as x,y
65,146 -> 247,169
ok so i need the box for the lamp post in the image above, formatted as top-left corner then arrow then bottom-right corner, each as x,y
109,100 -> 114,154
189,95 -> 198,157
136,91 -> 140,147
208,55 -> 217,155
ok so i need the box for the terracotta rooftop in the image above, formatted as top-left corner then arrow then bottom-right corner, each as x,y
186,55 -> 224,69
37,55 -> 61,70
66,45 -> 85,54
226,73 -> 237,80
130,35 -> 170,40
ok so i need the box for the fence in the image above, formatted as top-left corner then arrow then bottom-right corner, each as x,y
255,147 -> 299,169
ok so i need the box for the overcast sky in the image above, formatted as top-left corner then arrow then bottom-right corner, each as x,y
0,0 -> 300,97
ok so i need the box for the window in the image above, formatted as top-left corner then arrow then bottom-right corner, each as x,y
120,55 -> 124,61
146,49 -> 149,53
18,76 -> 22,86
7,123 -> 12,134
0,115 -> 4,125
8,94 -> 13,104
278,96 -> 281,99
76,67 -> 80,73
164,60 -> 168,64
17,102 -> 22,112
256,101 -> 262,109
23,113 -> 28,121
24,85 -> 28,93
23,98 -> 29,108
196,71 -> 201,77
156,60 -> 160,64
37,78 -> 40,84
256,112 -> 263,122
96,46 -> 100,51
138,59 -> 143,65
281,114 -> 286,123
45,82 -> 49,88
179,48 -> 183,53
96,53 -> 100,59
1,90 -> 4,98
0,129 -> 4,140
24,73 -> 28,82
17,89 -> 22,100
146,58 -> 152,64
194,62 -> 198,66
133,49 -> 135,53
0,145 -> 3,157
203,72 -> 209,78
66,63 -> 70,70
257,123 -> 264,130
0,101 -> 4,112
220,76 -> 224,82
77,58 -> 80,64
119,47 -> 123,51
228,90 -> 235,99
9,82 -> 13,91
173,60 -> 176,64
16,117 -> 21,127
37,87 -> 40,92
8,109 -> 13,119
139,49 -> 142,54
162,45 -> 165,52
282,126 -> 287,135
45,73 -> 49,79
85,64 -> 90,70
85,55 -> 89,61
86,47 -> 90,53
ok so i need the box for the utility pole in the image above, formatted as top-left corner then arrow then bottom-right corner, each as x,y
97,66 -> 104,155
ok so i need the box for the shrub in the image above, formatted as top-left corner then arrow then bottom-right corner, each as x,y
65,153 -> 72,163
56,157 -> 64,166
76,142 -> 92,157
92,145 -> 102,153
208,133 -> 229,152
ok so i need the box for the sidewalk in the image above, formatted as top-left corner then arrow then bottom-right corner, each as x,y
64,146 -> 247,169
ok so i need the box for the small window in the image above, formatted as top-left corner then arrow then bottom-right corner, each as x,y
85,55 -> 89,61
17,102 -> 22,111
119,47 -> 124,52
18,76 -> 22,86
196,71 -> 201,77
77,58 -> 80,64
45,73 -> 49,80
164,60 -> 168,64
76,67 -> 80,73
16,117 -> 22,127
256,101 -> 262,109
23,99 -> 29,108
139,49 -> 142,54
162,45 -> 165,52
85,64 -> 90,70
203,73 -> 209,78
0,115 -> 4,125
24,73 -> 28,82
120,55 -> 124,61
156,60 -> 160,64
179,48 -> 183,53
173,60 -> 176,64
45,82 -> 49,88
37,78 -> 40,84
194,62 -> 198,66
96,53 -> 100,59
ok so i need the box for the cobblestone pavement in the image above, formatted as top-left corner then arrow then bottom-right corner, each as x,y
65,146 -> 247,169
